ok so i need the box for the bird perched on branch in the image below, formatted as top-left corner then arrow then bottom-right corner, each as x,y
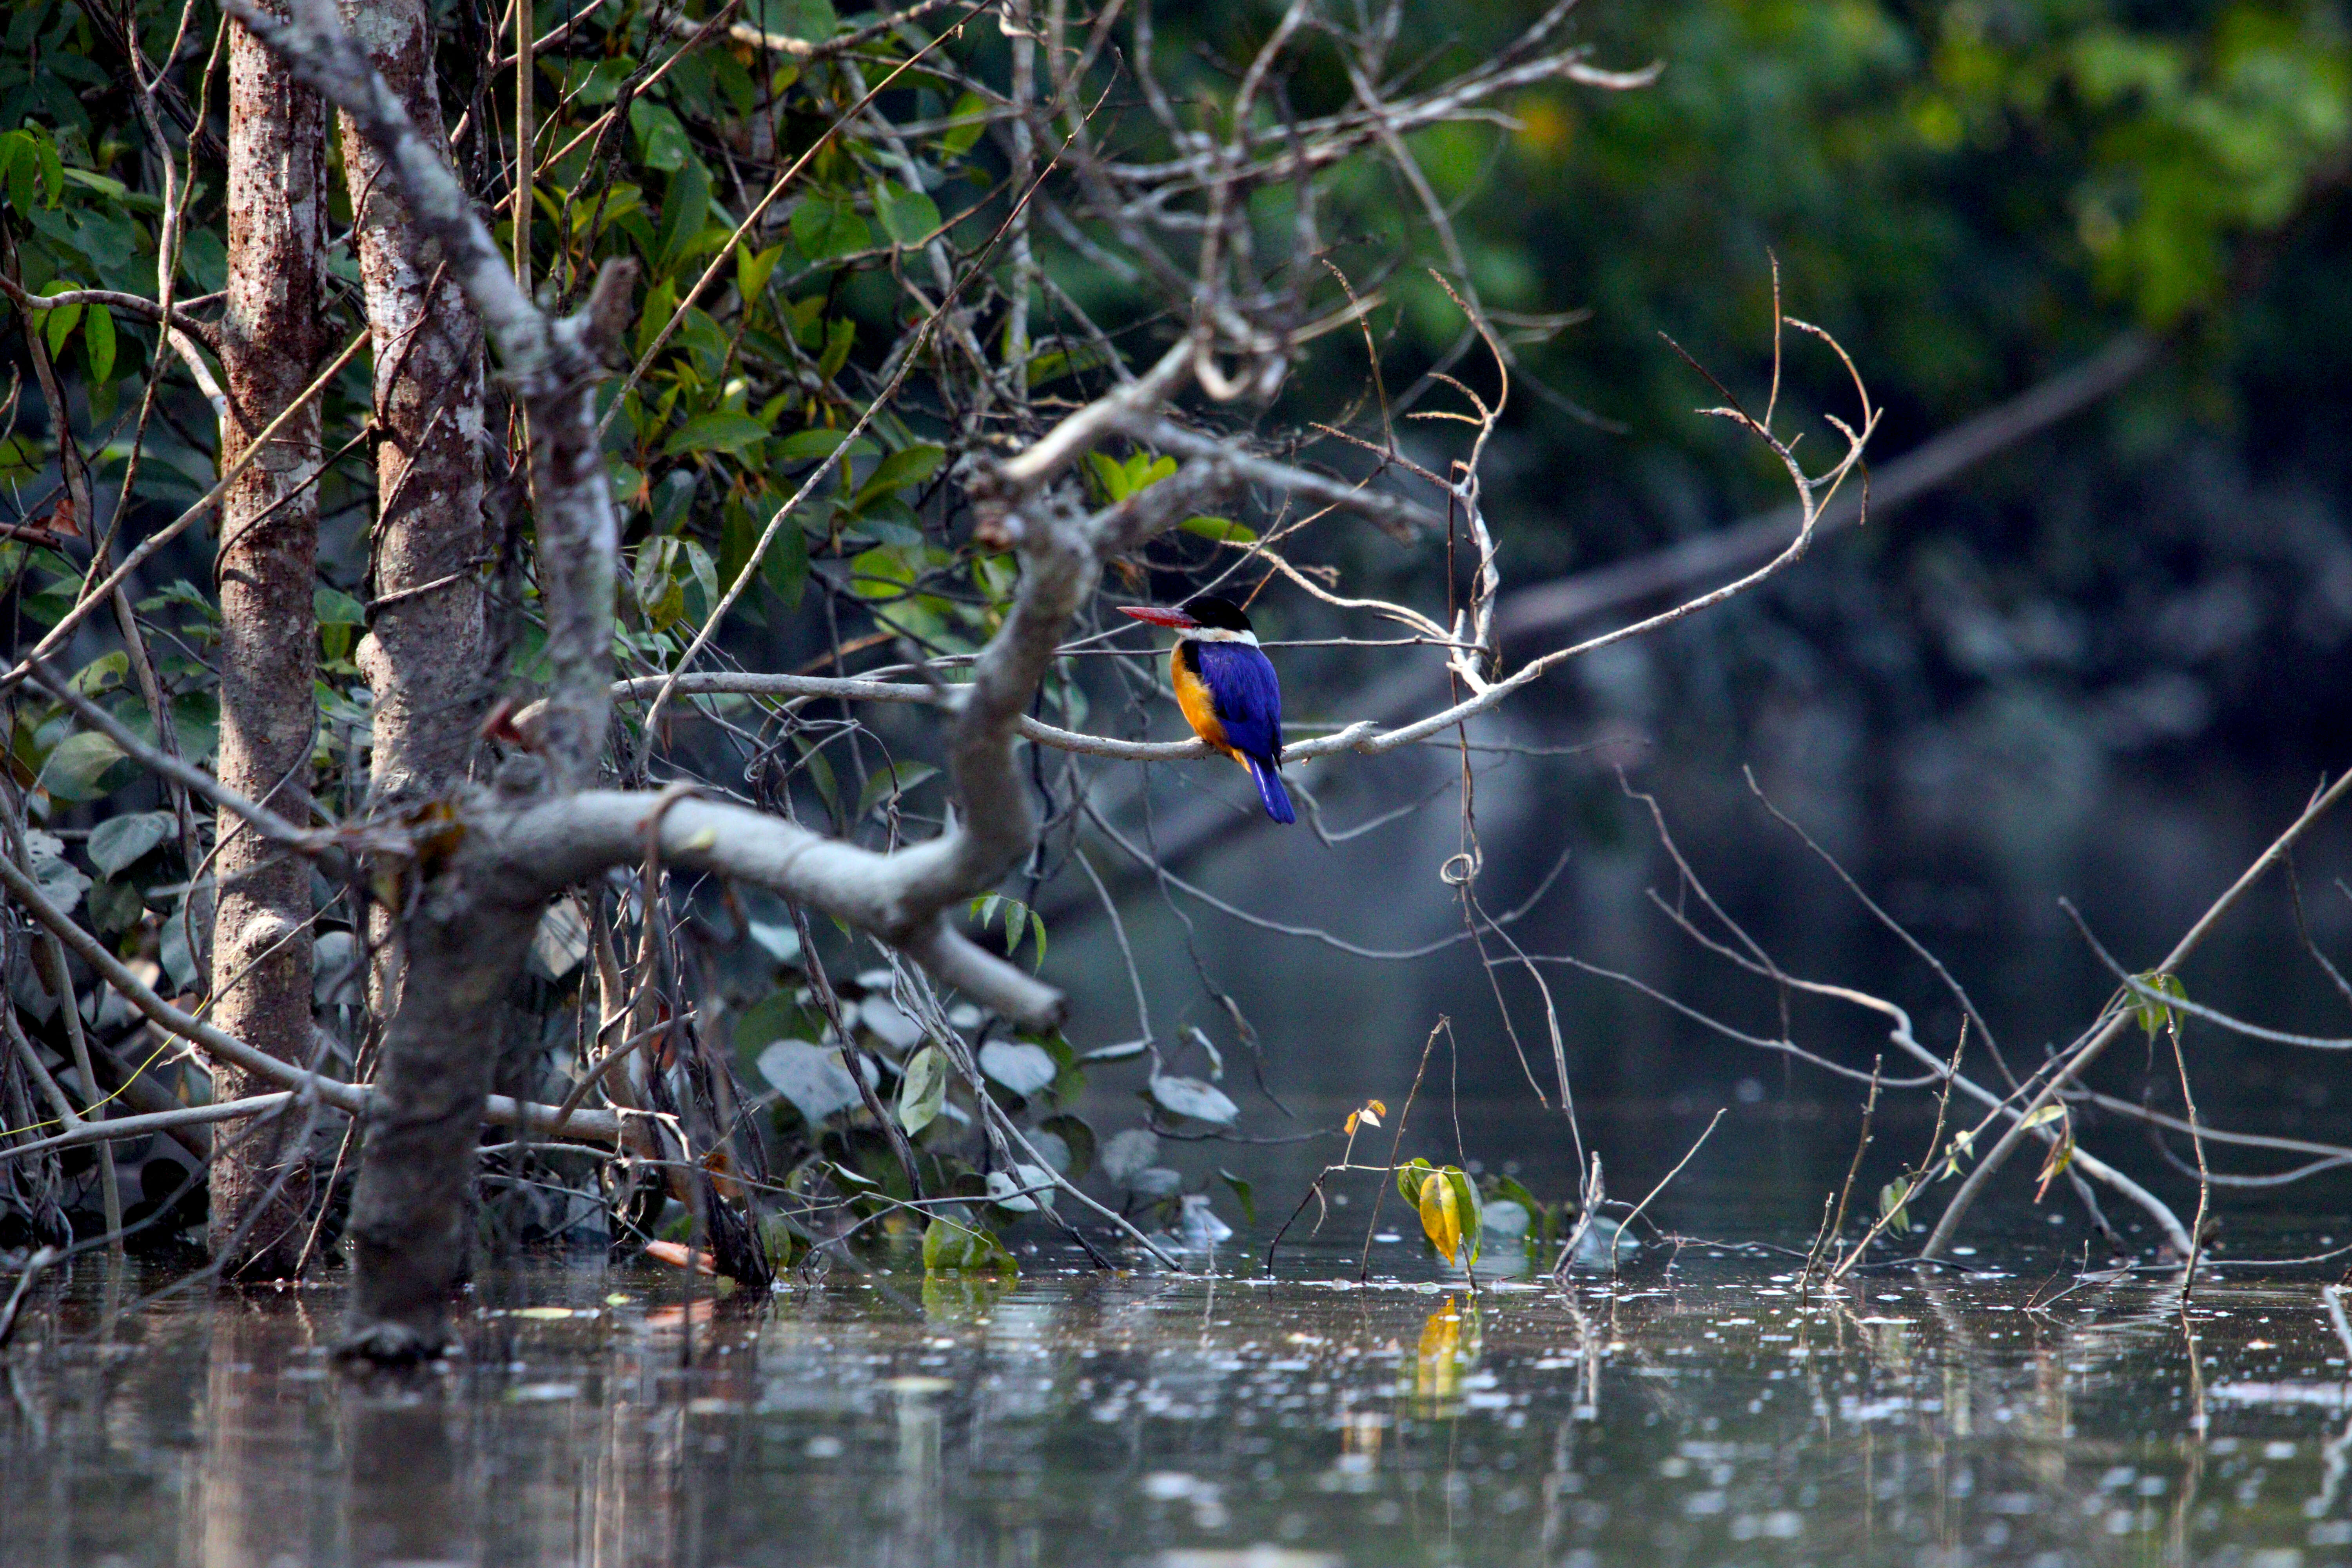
1119,595 -> 1294,824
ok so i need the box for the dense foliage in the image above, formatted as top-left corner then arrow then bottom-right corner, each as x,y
3,0 -> 2348,1276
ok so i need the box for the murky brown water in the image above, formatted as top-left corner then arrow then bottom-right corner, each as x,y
6,1239 -> 2352,1567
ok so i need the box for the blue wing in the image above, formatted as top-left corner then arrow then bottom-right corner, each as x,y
1194,641 -> 1285,765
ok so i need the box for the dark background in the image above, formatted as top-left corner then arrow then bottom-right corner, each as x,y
1028,0 -> 2352,1236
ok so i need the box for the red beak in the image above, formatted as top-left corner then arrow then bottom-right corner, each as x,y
1117,604 -> 1200,630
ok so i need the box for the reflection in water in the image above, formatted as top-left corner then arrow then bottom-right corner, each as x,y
889,1377 -> 946,1566
7,1250 -> 2352,1565
344,1389 -> 468,1568
1401,1297 -> 1478,1418
195,1296 -> 328,1568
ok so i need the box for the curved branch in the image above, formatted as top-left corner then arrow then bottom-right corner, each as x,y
0,850 -> 628,1146
1922,764 -> 2352,1256
1,1093 -> 295,1163
0,274 -> 221,348
2067,902 -> 2352,1049
491,788 -> 1065,1025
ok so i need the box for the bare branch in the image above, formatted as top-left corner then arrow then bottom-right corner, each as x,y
1923,764 -> 2352,1255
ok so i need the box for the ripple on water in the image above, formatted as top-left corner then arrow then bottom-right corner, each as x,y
1,1249 -> 2349,1566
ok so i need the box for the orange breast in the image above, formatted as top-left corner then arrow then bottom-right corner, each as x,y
1171,645 -> 1242,763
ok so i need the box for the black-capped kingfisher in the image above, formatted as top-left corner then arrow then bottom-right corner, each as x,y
1118,595 -> 1295,824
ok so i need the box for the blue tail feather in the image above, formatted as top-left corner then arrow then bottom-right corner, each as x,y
1247,757 -> 1295,824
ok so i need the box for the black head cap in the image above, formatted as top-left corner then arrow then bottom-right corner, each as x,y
1181,594 -> 1254,633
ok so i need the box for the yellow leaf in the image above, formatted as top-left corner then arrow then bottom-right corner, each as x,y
1419,1172 -> 1462,1264
1418,1300 -> 1461,1363
1345,1111 -> 1361,1134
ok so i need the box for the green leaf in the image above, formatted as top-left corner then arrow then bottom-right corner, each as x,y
940,92 -> 990,156
87,875 -> 143,936
38,731 -> 131,802
1086,450 -> 1129,502
2132,970 -> 2188,1040
1179,515 -> 1256,544
169,691 -> 218,764
1492,1174 -> 1545,1220
632,537 -> 688,630
856,760 -> 938,819
87,809 -> 175,878
851,443 -> 945,511
793,736 -> 840,822
662,411 -> 770,457
1126,453 -> 1176,490
655,160 -> 710,268
649,469 -> 695,532
41,287 -> 81,359
868,443 -> 947,494
980,1040 -> 1058,1098
82,303 -> 114,384
33,132 -> 61,207
733,990 -> 811,1053
922,1212 -> 1013,1274
1023,341 -> 1118,388
70,651 -> 127,695
20,572 -> 80,627
4,137 -> 36,217
558,56 -> 633,105
1219,1168 -> 1257,1226
1149,1074 -> 1238,1126
777,426 -> 874,462
314,584 -> 367,625
629,101 -> 692,173
764,504 -> 808,609
1397,1156 -> 1438,1209
736,241 -> 786,305
58,167 -> 129,203
636,277 -> 677,359
897,1044 -> 947,1135
874,181 -> 943,247
1446,1166 -> 1483,1265
682,539 -> 719,620
1878,1177 -> 1912,1235
719,496 -> 758,594
848,543 -> 916,601
745,0 -> 835,42
791,196 -> 870,263
315,584 -> 367,664
24,829 -> 88,914
817,316 -> 855,381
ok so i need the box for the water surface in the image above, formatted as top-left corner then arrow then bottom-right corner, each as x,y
7,1238 -> 2352,1568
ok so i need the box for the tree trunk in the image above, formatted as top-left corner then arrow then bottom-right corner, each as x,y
338,809 -> 544,1359
336,0 -> 487,1015
209,1 -> 327,1279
